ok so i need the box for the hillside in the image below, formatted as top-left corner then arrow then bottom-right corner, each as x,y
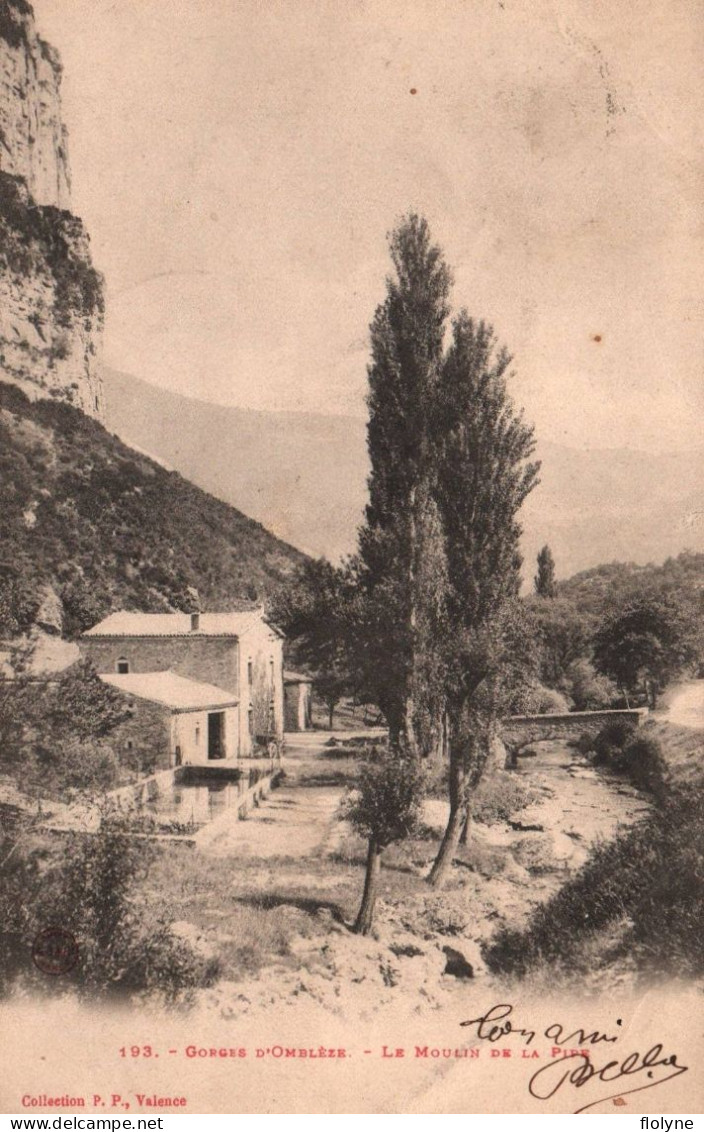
103,367 -> 704,576
558,552 -> 704,616
104,367 -> 368,562
0,381 -> 306,640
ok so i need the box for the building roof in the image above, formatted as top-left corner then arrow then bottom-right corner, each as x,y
100,670 -> 239,712
284,670 -> 313,684
83,610 -> 284,639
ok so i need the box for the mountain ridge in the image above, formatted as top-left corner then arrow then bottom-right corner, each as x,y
103,366 -> 704,578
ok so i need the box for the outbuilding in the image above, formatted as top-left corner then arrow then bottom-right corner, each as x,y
283,671 -> 313,732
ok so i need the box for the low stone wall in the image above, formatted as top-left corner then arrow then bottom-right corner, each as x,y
108,766 -> 177,811
501,708 -> 648,756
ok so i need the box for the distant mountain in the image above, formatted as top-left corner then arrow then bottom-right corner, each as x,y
0,382 -> 306,640
104,367 -> 368,562
103,367 -> 704,579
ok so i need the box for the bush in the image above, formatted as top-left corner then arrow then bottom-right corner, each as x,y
564,659 -> 618,711
612,735 -> 667,798
472,772 -> 538,825
591,719 -> 637,764
522,683 -> 572,715
0,816 -> 220,1004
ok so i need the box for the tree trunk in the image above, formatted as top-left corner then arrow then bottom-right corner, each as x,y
328,700 -> 335,729
427,800 -> 464,887
427,737 -> 466,888
354,837 -> 382,935
459,805 -> 471,845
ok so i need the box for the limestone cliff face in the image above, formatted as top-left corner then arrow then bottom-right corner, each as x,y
0,0 -> 104,419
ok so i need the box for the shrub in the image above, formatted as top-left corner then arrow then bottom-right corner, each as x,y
472,772 -> 537,825
521,683 -> 572,714
0,816 -> 220,1004
564,659 -> 618,711
573,732 -> 596,756
591,719 -> 637,764
32,737 -> 121,799
612,735 -> 667,798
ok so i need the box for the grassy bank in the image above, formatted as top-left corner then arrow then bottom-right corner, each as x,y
484,719 -> 704,983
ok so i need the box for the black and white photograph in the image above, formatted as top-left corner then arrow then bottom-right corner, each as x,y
0,0 -> 702,1115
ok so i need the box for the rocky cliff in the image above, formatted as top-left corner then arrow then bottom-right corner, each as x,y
0,0 -> 104,419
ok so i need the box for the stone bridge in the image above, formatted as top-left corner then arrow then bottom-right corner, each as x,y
500,708 -> 648,764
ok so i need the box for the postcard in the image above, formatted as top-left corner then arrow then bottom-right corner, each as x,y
0,0 -> 701,1116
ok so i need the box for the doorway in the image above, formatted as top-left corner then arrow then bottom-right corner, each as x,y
207,712 -> 226,759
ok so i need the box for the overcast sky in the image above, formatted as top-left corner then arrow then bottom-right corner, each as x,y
35,0 -> 703,452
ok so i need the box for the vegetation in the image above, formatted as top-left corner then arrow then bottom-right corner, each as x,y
342,746 -> 425,934
583,720 -> 667,798
0,381 -> 305,639
272,558 -> 357,727
425,310 -> 538,884
0,0 -> 34,51
0,815 -> 220,1002
0,173 -> 104,325
355,213 -> 453,751
593,592 -> 700,706
0,655 -> 131,798
483,785 -> 703,981
534,544 -> 556,597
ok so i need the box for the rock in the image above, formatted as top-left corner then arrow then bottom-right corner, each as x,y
36,586 -> 63,635
442,945 -> 474,979
169,920 -> 216,961
0,6 -> 104,419
389,935 -> 425,959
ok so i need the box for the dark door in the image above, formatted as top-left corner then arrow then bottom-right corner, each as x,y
207,712 -> 226,759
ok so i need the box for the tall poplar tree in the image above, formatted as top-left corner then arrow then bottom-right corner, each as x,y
534,544 -> 557,597
427,314 -> 539,887
356,214 -> 452,751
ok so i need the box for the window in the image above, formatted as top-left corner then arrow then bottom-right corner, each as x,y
116,657 -> 129,674
195,725 -> 200,745
248,707 -> 254,736
247,660 -> 253,686
125,740 -> 134,751
269,658 -> 275,684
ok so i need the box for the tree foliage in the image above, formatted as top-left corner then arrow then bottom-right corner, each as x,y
342,745 -> 426,934
426,313 -> 539,885
0,655 -> 131,798
272,557 -> 357,726
593,592 -> 699,703
356,214 -> 452,747
534,544 -> 557,597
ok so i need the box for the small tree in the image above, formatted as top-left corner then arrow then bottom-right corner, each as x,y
272,558 -> 356,727
534,545 -> 557,597
342,746 -> 425,935
564,658 -> 618,711
527,596 -> 592,688
593,593 -> 699,705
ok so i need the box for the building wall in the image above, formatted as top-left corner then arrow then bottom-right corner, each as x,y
107,696 -> 240,772
284,682 -> 312,731
171,705 -> 239,767
108,697 -> 172,775
238,625 -> 284,755
80,636 -> 240,696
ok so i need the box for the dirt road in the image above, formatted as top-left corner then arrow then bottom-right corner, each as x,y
660,679 -> 704,729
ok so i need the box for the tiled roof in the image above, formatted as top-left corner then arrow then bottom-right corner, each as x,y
100,670 -> 239,711
83,610 -> 283,638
